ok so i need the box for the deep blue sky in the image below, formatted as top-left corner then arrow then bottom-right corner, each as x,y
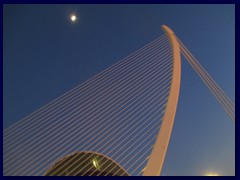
3,4 -> 234,176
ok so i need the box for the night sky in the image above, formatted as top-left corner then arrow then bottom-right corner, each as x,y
3,4 -> 235,176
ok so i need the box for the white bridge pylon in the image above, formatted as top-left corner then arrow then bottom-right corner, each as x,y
143,25 -> 181,176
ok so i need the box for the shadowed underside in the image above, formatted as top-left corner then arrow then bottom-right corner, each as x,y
45,152 -> 129,176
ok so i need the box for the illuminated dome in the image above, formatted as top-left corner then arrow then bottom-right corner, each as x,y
45,152 -> 129,176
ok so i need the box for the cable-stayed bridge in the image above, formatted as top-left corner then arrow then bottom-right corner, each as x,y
3,25 -> 235,176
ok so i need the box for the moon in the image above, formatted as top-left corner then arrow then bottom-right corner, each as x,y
70,15 -> 77,22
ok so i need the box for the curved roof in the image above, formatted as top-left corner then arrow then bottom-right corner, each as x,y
45,151 -> 129,176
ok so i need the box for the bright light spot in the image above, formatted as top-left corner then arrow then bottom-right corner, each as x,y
92,159 -> 100,170
71,15 -> 77,22
93,159 -> 97,168
205,173 -> 220,176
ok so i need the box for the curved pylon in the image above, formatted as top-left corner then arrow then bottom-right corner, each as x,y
143,25 -> 181,176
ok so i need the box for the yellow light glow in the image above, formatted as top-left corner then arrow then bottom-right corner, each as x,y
92,159 -> 100,170
205,173 -> 219,176
71,15 -> 77,22
93,159 -> 97,168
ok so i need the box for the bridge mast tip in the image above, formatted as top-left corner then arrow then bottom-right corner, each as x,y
161,25 -> 175,35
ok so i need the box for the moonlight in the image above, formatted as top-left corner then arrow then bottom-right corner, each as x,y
70,15 -> 77,22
